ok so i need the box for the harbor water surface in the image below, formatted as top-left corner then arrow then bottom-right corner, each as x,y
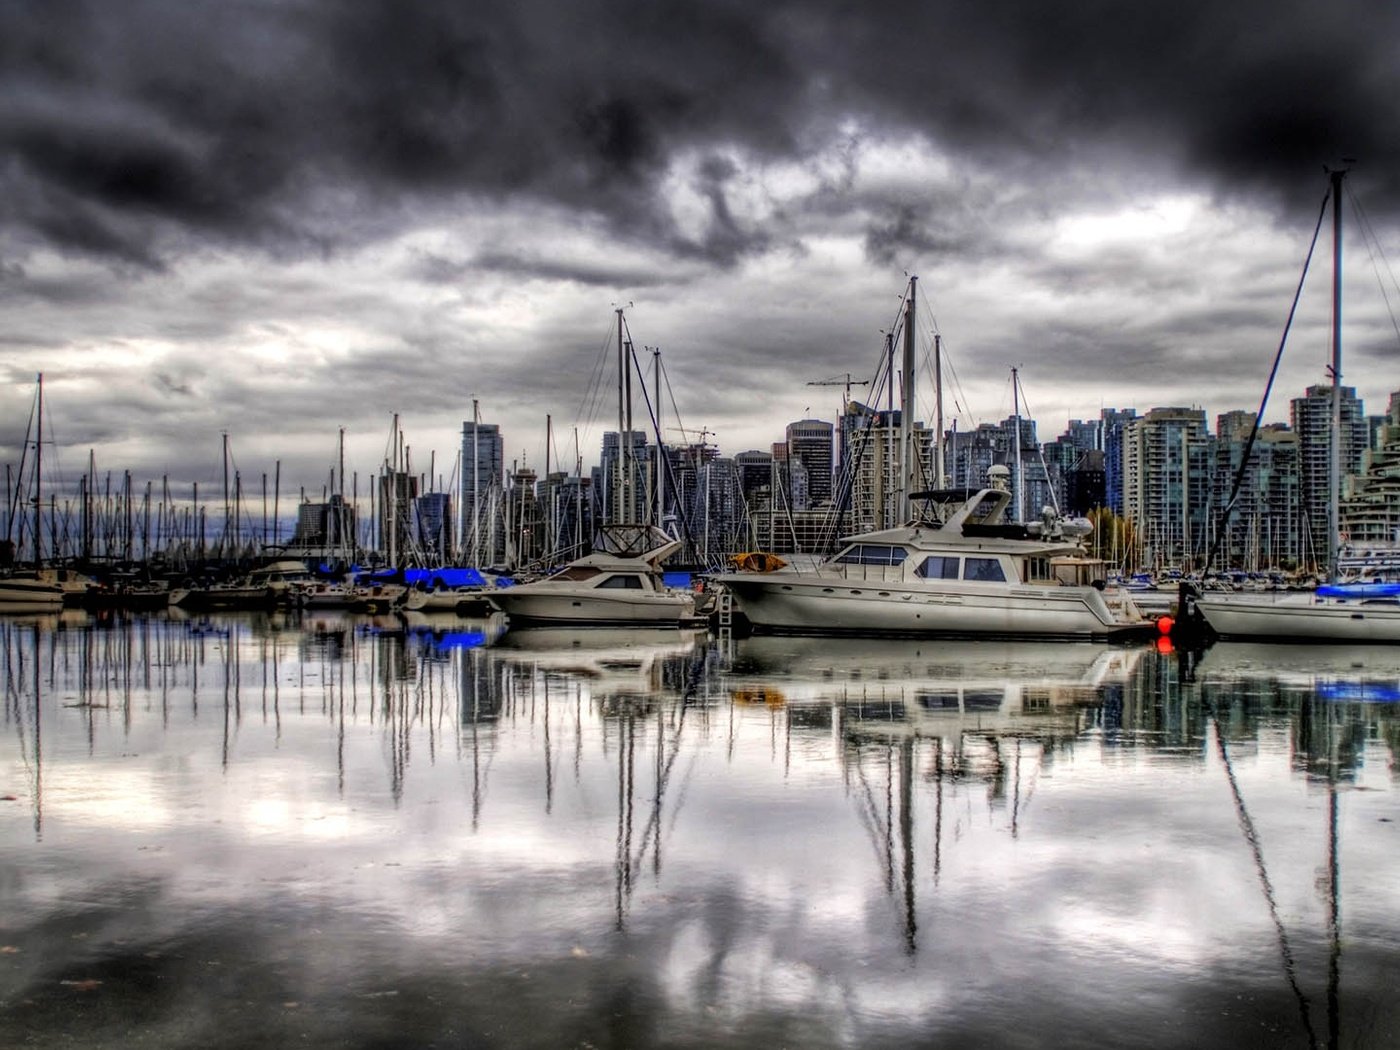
2,611 -> 1397,1048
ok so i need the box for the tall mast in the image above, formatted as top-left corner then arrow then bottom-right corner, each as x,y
614,308 -> 627,526
33,373 -> 42,570
884,331 -> 895,529
388,413 -> 398,568
222,432 -> 230,559
471,399 -> 480,565
653,348 -> 665,529
899,277 -> 917,524
934,334 -> 945,489
1328,166 -> 1346,582
1012,366 -> 1023,522
545,412 -> 553,557
574,427 -> 582,556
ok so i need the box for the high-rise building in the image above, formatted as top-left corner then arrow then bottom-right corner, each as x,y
413,492 -> 454,562
786,419 -> 834,506
1211,412 -> 1302,569
1291,384 -> 1367,567
1101,408 -> 1137,515
944,422 -> 1002,492
503,466 -> 543,567
461,420 -> 505,564
673,447 -> 741,565
1341,390 -> 1400,546
1122,407 -> 1212,569
597,430 -> 651,527
289,494 -> 357,555
734,450 -> 774,500
840,402 -> 933,532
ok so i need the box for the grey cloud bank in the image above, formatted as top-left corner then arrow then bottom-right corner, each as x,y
2,0 -> 1398,491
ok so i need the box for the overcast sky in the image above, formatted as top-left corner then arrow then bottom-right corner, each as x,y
3,0 -> 1399,499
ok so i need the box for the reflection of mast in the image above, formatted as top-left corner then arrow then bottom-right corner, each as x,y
543,677 -> 554,815
898,737 -> 916,954
615,706 -> 636,930
32,625 -> 43,839
1208,703 -> 1318,1047
1325,709 -> 1341,1050
847,729 -> 918,952
932,738 -> 943,882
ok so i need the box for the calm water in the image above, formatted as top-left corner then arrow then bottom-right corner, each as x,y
1,610 -> 1397,1049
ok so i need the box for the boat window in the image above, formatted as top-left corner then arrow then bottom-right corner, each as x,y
834,544 -> 909,566
963,557 -> 1006,583
552,566 -> 602,581
1025,557 -> 1052,581
915,556 -> 960,579
598,575 -> 645,589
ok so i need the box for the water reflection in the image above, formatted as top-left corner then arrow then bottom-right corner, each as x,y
1,615 -> 1397,1048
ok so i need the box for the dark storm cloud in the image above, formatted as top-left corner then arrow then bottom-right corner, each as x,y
415,249 -> 673,290
4,0 -> 1397,274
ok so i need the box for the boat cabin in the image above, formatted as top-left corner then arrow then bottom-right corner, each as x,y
547,564 -> 659,591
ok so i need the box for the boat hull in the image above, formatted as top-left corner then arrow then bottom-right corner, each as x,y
0,576 -> 65,608
402,588 -> 495,616
169,586 -> 276,610
488,587 -> 696,627
718,575 -> 1150,642
1196,594 -> 1400,643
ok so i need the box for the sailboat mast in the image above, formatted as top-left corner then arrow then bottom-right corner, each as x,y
33,372 -> 42,570
222,432 -> 230,559
899,277 -> 917,524
614,308 -> 627,526
1012,366 -> 1023,522
1328,166 -> 1346,583
934,334 -> 945,489
471,399 -> 480,565
653,348 -> 664,529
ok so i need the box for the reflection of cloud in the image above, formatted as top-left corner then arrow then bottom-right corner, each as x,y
5,620 -> 1399,1046
45,768 -> 174,831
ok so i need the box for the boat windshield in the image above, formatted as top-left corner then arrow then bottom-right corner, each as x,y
597,575 -> 646,590
834,544 -> 908,566
551,566 -> 603,582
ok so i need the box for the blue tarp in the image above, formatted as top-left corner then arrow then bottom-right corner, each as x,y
1317,581 -> 1400,600
357,567 -> 489,587
1318,681 -> 1400,703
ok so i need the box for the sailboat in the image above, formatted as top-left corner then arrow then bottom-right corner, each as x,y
711,279 -> 1153,641
1195,168 -> 1400,642
485,310 -> 698,628
1,375 -> 79,609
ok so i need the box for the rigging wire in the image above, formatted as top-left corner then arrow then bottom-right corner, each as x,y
1346,183 -> 1400,349
1202,182 -> 1332,576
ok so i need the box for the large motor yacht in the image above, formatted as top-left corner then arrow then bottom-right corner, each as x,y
711,466 -> 1151,641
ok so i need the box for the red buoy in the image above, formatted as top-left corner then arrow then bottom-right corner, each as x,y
1157,615 -> 1175,635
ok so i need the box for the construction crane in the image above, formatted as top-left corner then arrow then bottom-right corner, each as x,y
807,373 -> 871,411
666,425 -> 715,451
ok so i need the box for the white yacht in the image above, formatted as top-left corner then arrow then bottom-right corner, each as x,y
1191,589 -> 1400,643
0,569 -> 70,609
486,534 -> 697,627
710,467 -> 1151,641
